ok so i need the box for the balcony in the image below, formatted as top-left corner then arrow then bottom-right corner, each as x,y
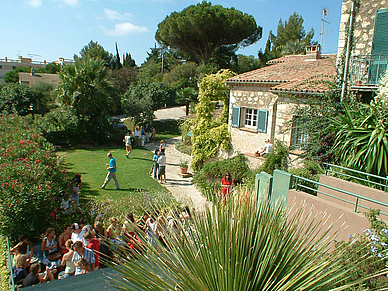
349,55 -> 388,90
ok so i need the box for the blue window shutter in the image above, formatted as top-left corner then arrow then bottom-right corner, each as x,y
257,110 -> 268,133
231,106 -> 240,128
372,9 -> 388,56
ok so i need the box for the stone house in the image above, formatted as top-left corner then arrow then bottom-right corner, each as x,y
225,46 -> 336,167
340,0 -> 388,99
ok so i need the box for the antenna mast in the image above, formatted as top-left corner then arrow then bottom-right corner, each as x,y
320,8 -> 332,51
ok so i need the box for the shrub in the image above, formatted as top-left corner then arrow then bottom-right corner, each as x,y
334,210 -> 388,290
193,154 -> 249,184
289,160 -> 324,195
243,141 -> 290,189
152,119 -> 181,136
35,107 -> 80,145
0,115 -> 67,242
175,140 -> 192,156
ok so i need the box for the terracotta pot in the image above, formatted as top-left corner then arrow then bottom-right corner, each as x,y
180,167 -> 188,174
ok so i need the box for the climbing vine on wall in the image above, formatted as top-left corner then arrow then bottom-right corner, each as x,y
190,69 -> 236,170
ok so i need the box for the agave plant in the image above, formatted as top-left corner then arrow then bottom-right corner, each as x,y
330,103 -> 388,177
107,190 -> 385,291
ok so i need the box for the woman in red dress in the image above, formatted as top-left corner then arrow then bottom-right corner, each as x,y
221,172 -> 232,199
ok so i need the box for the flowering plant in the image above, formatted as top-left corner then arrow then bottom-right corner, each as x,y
0,115 -> 67,242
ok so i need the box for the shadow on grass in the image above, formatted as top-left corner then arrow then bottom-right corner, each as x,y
102,188 -> 147,192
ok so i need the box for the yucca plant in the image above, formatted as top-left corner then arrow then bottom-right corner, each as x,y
330,103 -> 388,178
106,190 -> 386,290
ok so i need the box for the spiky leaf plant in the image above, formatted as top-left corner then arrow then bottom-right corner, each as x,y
107,190 -> 386,290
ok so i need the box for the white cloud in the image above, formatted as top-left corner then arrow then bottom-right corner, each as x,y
61,0 -> 79,6
26,0 -> 42,7
104,8 -> 133,20
75,14 -> 82,19
102,22 -> 148,36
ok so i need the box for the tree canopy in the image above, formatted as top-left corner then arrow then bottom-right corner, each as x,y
259,12 -> 314,64
77,40 -> 113,66
155,1 -> 262,64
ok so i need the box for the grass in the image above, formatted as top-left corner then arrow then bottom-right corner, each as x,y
58,147 -> 167,202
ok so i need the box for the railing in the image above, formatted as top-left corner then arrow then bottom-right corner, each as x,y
6,236 -> 15,291
323,163 -> 388,192
349,55 -> 388,87
0,58 -> 47,65
292,175 -> 388,217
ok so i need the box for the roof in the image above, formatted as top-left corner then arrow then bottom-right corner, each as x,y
18,72 -> 60,86
226,54 -> 337,94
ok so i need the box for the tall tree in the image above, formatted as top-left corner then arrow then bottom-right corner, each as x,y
111,42 -> 122,70
77,40 -> 113,67
123,53 -> 136,68
259,12 -> 314,63
155,1 -> 262,63
56,57 -> 116,117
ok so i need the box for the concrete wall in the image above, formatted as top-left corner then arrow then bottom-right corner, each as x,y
318,175 -> 388,216
288,189 -> 370,242
338,0 -> 388,58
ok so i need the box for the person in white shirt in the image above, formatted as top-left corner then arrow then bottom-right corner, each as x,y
71,223 -> 87,246
134,128 -> 141,147
257,139 -> 273,157
157,152 -> 166,183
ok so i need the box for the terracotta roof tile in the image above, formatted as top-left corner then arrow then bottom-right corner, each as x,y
226,54 -> 336,93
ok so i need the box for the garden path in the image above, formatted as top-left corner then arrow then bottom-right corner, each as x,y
144,137 -> 208,212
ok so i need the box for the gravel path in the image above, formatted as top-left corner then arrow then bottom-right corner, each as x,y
144,137 -> 208,212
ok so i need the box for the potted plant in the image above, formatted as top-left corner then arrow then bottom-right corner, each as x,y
179,159 -> 189,174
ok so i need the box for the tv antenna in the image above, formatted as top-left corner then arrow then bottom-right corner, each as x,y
28,53 -> 42,58
16,49 -> 22,57
320,8 -> 333,52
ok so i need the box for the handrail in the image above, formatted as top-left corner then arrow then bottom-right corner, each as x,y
292,175 -> 388,217
323,163 -> 388,192
6,236 -> 16,291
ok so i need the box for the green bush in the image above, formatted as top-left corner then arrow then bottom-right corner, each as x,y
193,154 -> 249,187
243,141 -> 290,189
175,140 -> 192,156
152,119 -> 181,135
36,107 -> 80,145
289,160 -> 324,195
0,115 -> 67,242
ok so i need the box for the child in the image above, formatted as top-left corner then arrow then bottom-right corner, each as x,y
76,258 -> 91,275
152,149 -> 160,179
61,194 -> 71,214
22,263 -> 54,287
157,151 -> 166,183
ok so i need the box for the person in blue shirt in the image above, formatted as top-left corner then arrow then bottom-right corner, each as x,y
152,149 -> 160,179
100,152 -> 120,190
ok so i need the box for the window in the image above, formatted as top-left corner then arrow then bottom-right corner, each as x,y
231,106 -> 267,133
244,108 -> 258,129
290,117 -> 308,150
12,66 -> 16,70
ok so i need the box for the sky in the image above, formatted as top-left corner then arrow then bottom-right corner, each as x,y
0,0 -> 343,65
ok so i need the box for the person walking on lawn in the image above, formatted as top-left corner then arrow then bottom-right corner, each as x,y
100,152 -> 120,190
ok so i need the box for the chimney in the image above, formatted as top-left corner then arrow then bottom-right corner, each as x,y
305,45 -> 321,59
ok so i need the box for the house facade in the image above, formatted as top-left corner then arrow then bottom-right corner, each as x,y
225,46 -> 336,164
340,0 -> 388,96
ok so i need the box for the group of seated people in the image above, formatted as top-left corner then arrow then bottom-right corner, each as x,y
10,206 -> 193,288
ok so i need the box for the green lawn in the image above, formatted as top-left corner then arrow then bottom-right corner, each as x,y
59,147 -> 167,202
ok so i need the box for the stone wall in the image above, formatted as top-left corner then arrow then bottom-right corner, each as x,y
228,84 -> 299,156
338,0 -> 388,58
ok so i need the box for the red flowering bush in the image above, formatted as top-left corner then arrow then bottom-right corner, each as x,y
0,115 -> 67,242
